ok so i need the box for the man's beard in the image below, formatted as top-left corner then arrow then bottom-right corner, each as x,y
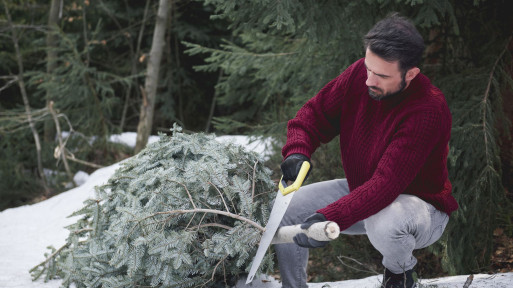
368,75 -> 407,101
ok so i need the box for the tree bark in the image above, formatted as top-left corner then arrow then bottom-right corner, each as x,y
135,0 -> 170,154
3,1 -> 49,194
43,0 -> 61,142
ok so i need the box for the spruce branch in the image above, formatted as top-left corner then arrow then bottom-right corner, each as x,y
481,36 -> 512,164
29,243 -> 70,277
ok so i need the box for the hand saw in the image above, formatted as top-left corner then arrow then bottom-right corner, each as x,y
245,161 -> 311,284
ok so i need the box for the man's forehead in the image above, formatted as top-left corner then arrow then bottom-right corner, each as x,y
364,49 -> 401,76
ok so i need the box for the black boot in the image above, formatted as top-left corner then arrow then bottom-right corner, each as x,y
382,268 -> 416,288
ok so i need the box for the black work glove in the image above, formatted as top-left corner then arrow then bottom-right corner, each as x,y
280,153 -> 312,182
293,213 -> 329,248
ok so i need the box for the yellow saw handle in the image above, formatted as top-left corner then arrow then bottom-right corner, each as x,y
279,161 -> 311,195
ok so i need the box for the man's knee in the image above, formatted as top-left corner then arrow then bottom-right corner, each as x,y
364,195 -> 441,251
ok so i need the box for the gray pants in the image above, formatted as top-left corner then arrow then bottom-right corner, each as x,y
275,179 -> 449,288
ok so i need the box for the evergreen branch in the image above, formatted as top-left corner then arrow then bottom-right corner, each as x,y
151,209 -> 264,232
73,228 -> 94,234
481,36 -> 511,164
0,107 -> 50,133
29,243 -> 70,276
0,23 -> 47,33
184,41 -> 297,58
30,128 -> 274,283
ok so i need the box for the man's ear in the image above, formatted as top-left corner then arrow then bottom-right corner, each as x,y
405,67 -> 420,81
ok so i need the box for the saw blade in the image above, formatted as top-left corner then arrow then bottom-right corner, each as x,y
245,190 -> 293,284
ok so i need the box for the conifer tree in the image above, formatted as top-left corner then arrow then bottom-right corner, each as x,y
31,125 -> 275,287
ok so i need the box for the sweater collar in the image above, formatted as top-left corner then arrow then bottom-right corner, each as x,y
371,74 -> 422,108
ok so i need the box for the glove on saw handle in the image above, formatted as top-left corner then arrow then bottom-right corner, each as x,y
281,153 -> 312,182
271,221 -> 340,244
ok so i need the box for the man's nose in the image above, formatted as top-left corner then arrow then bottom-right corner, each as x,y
366,72 -> 377,87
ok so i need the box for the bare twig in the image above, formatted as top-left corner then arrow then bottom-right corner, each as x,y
195,213 -> 207,233
201,255 -> 228,287
336,255 -> 380,275
249,160 -> 259,219
251,160 -> 258,200
209,181 -> 230,212
184,211 -> 197,230
187,223 -> 232,231
65,153 -> 104,169
0,76 -> 17,93
49,101 -> 76,187
165,179 -> 197,209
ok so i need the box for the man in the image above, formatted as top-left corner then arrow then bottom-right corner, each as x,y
277,14 -> 458,288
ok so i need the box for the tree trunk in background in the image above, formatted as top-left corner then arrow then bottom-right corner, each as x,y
134,0 -> 169,154
3,1 -> 49,194
119,0 -> 150,131
43,0 -> 60,142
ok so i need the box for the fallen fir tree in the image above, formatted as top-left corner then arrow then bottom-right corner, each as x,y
30,125 -> 275,287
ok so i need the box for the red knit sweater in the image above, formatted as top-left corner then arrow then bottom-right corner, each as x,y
282,58 -> 458,231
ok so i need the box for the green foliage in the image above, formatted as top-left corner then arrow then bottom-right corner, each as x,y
26,26 -> 130,138
0,130 -> 45,210
31,126 -> 275,287
0,0 -> 231,209
432,48 -> 512,274
186,1 -> 369,133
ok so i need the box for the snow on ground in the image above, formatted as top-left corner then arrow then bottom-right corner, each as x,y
0,133 -> 512,288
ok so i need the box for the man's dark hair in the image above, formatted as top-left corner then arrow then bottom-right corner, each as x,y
363,13 -> 425,72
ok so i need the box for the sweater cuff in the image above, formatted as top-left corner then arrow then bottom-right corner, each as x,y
316,206 -> 351,231
282,147 -> 312,159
